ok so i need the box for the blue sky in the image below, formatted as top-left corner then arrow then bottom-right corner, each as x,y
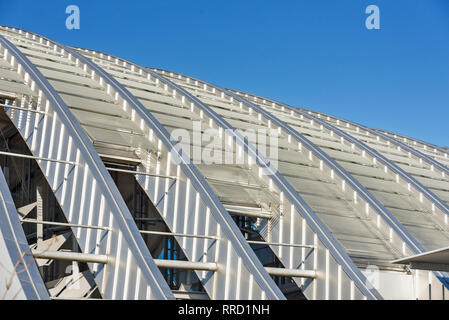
1,0 -> 448,146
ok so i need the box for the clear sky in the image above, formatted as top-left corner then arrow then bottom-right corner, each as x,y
1,0 -> 448,146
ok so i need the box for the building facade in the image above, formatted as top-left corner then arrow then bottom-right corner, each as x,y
0,26 -> 448,300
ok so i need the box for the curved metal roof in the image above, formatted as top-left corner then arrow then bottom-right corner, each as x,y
0,26 -> 448,300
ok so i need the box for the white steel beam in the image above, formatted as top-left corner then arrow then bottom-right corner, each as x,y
0,31 -> 174,300
0,167 -> 49,300
56,44 -> 285,299
228,89 -> 449,296
31,250 -> 109,264
151,68 -> 384,300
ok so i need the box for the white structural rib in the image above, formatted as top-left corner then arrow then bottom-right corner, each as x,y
154,68 -> 448,299
73,50 -> 382,298
154,68 -> 438,297
125,65 -> 385,299
375,129 -> 449,169
154,69 -> 425,255
283,107 -> 449,214
151,69 -> 390,299
67,49 -> 285,300
288,109 -> 449,213
229,89 -> 449,296
0,29 -> 174,299
2,24 -> 448,300
288,106 -> 449,236
0,27 -> 287,299
0,167 -> 49,300
286,107 -> 449,230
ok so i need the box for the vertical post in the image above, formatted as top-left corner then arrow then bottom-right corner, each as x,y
163,236 -> 168,281
132,175 -> 137,220
169,237 -> 174,288
36,185 -> 43,249
174,239 -> 179,288
21,145 -> 26,205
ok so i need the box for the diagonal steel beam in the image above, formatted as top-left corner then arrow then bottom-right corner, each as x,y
26,41 -> 287,299
152,68 -> 395,299
0,167 -> 49,300
139,68 -> 383,299
0,30 -> 174,300
229,89 -> 449,292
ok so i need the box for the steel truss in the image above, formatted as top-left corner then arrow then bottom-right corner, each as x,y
0,30 -> 173,299
0,166 -> 48,299
0,24 -> 448,300
229,89 -> 449,298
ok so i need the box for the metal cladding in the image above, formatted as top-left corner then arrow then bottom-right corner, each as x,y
0,26 -> 448,300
